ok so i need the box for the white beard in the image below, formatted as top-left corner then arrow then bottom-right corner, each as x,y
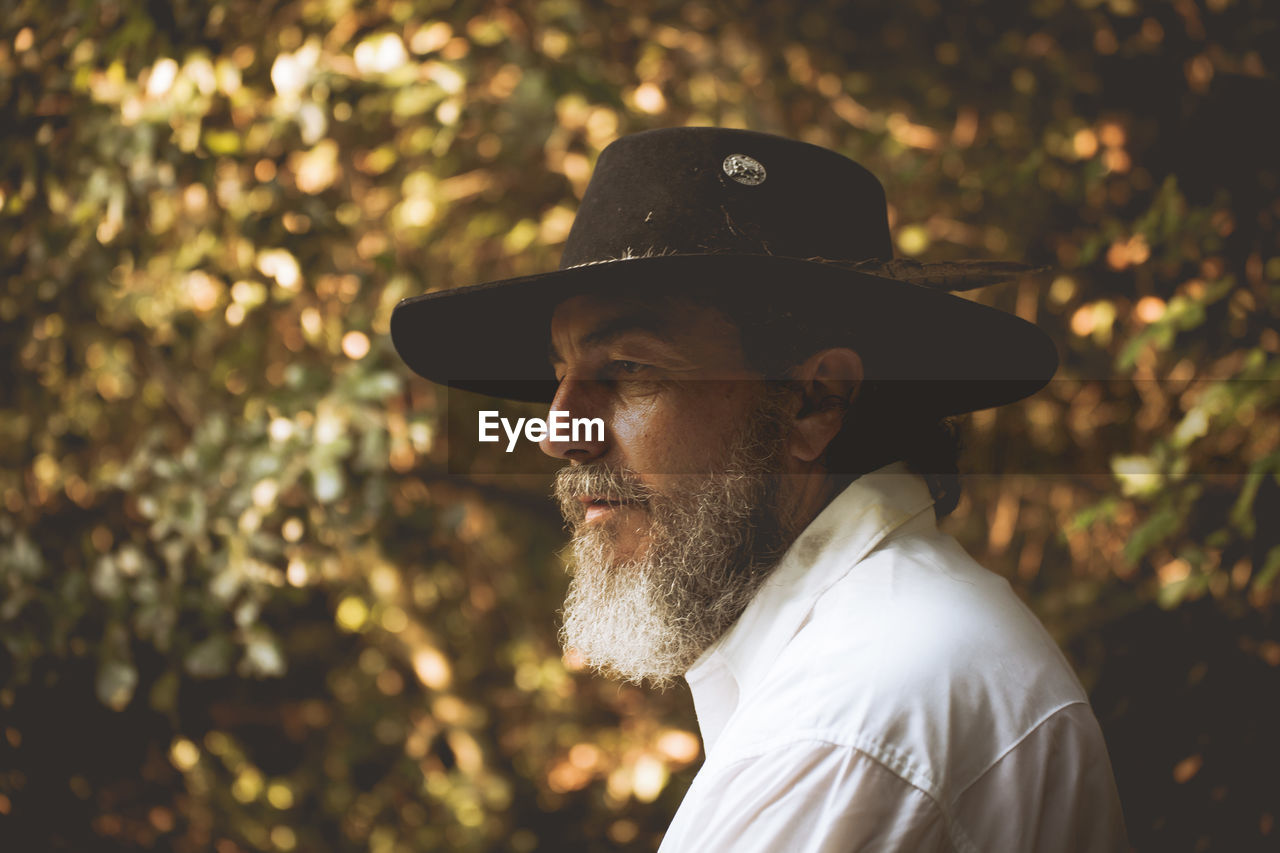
554,394 -> 798,688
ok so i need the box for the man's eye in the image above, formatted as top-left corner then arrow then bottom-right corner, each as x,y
610,360 -> 647,376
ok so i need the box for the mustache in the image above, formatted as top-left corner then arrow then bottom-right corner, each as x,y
553,464 -> 656,517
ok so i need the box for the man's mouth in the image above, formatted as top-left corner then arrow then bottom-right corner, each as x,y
579,496 -> 638,523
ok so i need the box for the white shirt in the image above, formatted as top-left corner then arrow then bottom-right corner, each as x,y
660,464 -> 1127,852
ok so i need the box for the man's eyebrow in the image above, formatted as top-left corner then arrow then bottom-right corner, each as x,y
547,311 -> 675,364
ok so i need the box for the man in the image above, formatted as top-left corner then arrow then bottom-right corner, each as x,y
392,128 -> 1127,850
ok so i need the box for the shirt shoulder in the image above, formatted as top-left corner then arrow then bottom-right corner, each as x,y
715,521 -> 1090,800
663,702 -> 1127,853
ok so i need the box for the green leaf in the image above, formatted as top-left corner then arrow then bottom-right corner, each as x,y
310,463 -> 345,503
1253,546 -> 1280,595
185,635 -> 234,678
97,659 -> 138,711
239,629 -> 286,678
1,532 -> 46,580
1124,504 -> 1182,564
1068,496 -> 1120,533
1231,451 -> 1280,537
148,668 -> 180,712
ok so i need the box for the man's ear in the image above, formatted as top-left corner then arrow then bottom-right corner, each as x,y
788,348 -> 863,463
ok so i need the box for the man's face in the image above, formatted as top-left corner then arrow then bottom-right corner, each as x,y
542,293 -> 802,686
543,293 -> 770,549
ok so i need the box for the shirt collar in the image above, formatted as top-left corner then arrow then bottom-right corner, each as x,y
683,461 -> 937,751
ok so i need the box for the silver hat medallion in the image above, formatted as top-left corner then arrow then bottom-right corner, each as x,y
722,153 -> 767,186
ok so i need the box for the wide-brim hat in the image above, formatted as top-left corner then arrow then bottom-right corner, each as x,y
391,127 -> 1057,416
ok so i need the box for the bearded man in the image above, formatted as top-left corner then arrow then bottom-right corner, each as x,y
391,128 -> 1127,851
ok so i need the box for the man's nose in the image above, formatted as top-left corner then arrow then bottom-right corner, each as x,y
538,376 -> 608,461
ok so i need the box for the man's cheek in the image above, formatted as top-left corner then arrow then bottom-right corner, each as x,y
610,402 -> 667,448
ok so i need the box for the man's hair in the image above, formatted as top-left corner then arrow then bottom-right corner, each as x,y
680,284 -> 964,519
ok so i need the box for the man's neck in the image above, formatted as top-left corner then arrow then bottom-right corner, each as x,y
780,470 -> 845,545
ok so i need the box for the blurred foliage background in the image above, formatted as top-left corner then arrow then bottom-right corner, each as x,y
2,0 -> 1278,850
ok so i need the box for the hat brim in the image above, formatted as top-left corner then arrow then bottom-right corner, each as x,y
389,253 -> 1058,416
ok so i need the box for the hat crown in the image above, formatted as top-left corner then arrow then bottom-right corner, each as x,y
560,127 -> 894,269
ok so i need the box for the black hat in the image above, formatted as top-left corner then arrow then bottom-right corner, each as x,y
390,127 -> 1057,415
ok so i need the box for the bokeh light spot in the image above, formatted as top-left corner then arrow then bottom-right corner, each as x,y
169,737 -> 200,772
341,330 -> 370,359
335,596 -> 369,632
412,647 -> 452,689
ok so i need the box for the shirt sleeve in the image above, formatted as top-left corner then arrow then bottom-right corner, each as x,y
659,740 -> 955,853
659,704 -> 1129,853
952,702 -> 1129,853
